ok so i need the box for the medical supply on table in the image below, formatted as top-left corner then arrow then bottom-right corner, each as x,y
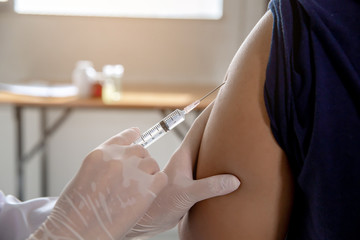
0,82 -> 78,98
133,82 -> 225,148
91,78 -> 103,98
102,64 -> 124,103
72,61 -> 97,98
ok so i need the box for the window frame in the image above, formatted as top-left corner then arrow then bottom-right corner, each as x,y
14,0 -> 224,20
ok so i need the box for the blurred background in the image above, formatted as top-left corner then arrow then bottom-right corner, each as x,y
0,0 -> 267,238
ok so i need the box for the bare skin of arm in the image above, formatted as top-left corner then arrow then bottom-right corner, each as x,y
178,11 -> 294,240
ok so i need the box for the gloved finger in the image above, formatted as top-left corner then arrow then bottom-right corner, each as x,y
138,157 -> 161,174
188,174 -> 240,203
123,144 -> 150,158
111,127 -> 141,145
98,144 -> 148,162
148,172 -> 168,198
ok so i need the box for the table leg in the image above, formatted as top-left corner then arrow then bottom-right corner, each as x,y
15,106 -> 24,200
14,106 -> 72,199
40,108 -> 48,197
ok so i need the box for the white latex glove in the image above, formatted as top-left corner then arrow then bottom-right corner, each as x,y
125,103 -> 241,239
28,128 -> 168,240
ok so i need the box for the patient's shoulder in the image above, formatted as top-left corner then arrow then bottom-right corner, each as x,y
179,11 -> 293,240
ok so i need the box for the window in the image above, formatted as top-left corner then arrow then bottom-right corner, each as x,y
14,0 -> 223,19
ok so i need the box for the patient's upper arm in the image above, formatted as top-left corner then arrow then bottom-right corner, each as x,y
179,11 -> 293,240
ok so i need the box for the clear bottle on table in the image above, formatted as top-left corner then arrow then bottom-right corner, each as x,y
101,64 -> 124,103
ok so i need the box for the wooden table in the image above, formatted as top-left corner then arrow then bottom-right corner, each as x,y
0,84 -> 217,200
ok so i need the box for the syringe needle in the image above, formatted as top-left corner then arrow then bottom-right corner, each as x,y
199,82 -> 225,102
183,82 -> 225,114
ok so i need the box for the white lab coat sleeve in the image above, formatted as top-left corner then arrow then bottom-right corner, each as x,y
0,191 -> 57,240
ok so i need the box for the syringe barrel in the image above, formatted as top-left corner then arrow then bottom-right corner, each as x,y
133,122 -> 167,148
134,109 -> 185,148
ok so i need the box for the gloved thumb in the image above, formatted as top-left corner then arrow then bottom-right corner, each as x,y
189,174 -> 240,203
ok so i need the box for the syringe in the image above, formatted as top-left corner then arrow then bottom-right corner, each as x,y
133,82 -> 225,148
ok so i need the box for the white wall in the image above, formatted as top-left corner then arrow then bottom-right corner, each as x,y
0,0 -> 266,85
0,0 -> 266,238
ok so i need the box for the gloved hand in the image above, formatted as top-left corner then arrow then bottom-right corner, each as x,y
125,104 -> 241,239
28,128 -> 168,240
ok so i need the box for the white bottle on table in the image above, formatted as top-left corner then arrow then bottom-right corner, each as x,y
72,61 -> 96,98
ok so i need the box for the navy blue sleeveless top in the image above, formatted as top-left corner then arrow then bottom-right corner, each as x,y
265,0 -> 360,239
